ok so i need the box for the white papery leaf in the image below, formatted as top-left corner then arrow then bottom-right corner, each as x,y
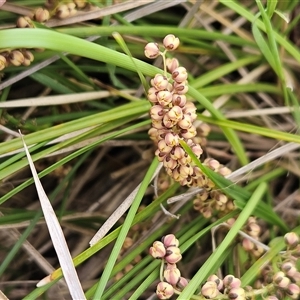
20,131 -> 86,299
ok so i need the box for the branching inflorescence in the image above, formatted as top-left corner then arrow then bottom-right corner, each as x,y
145,35 -> 300,300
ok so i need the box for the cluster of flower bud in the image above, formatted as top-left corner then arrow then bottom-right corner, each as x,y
149,234 -> 188,299
201,274 -> 246,299
16,0 -> 90,28
145,35 -> 214,189
254,232 -> 300,299
192,158 -> 233,218
0,49 -> 34,71
241,216 -> 264,257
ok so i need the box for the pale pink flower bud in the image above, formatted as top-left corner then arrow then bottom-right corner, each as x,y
183,101 -> 196,112
157,90 -> 173,106
178,114 -> 193,129
204,158 -> 220,171
156,281 -> 174,299
164,264 -> 181,286
246,223 -> 261,237
147,87 -> 158,103
144,42 -> 160,59
165,246 -> 182,263
164,132 -> 179,147
223,275 -> 241,289
151,74 -> 169,91
218,166 -> 232,176
178,164 -> 193,177
172,94 -> 187,107
281,262 -> 297,277
178,154 -> 192,165
201,281 -> 220,298
166,57 -> 179,73
198,122 -> 211,136
163,155 -> 177,170
181,126 -> 197,139
163,34 -> 180,51
148,128 -> 159,141
157,139 -> 173,154
152,119 -> 164,130
228,287 -> 245,299
176,276 -> 189,290
273,271 -> 287,285
191,144 -> 203,158
284,232 -> 299,249
173,81 -> 188,94
286,283 -> 300,299
170,146 -> 185,160
172,67 -> 188,83
163,114 -> 177,128
202,206 -> 213,218
207,275 -> 223,291
149,241 -> 166,259
242,238 -> 255,252
162,234 -> 179,248
155,149 -> 167,162
150,105 -> 164,120
167,106 -> 183,121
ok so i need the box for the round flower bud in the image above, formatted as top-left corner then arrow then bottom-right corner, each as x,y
163,34 -> 180,51
242,238 -> 255,252
157,139 -> 173,154
286,283 -> 300,299
9,50 -> 24,66
191,144 -> 203,158
56,4 -> 70,18
173,81 -> 188,94
151,74 -> 169,91
284,232 -> 299,249
0,55 -> 7,71
223,275 -> 241,289
34,7 -> 50,22
162,234 -> 179,248
164,264 -> 181,286
163,114 -> 177,128
170,146 -> 185,160
172,67 -> 188,83
228,287 -> 245,299
156,90 -> 173,106
176,276 -> 189,290
67,3 -> 77,16
163,155 -> 177,170
204,158 -> 220,171
156,281 -> 174,299
165,246 -> 182,264
152,119 -> 164,130
281,261 -> 297,277
207,275 -> 224,291
22,50 -> 34,66
180,126 -> 197,139
164,132 -> 179,147
172,94 -> 187,107
150,105 -> 164,120
201,281 -> 220,298
166,57 -> 179,73
149,241 -> 166,259
178,114 -> 193,130
246,222 -> 261,237
16,16 -> 34,28
74,0 -> 87,8
144,42 -> 160,59
167,106 -> 183,121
